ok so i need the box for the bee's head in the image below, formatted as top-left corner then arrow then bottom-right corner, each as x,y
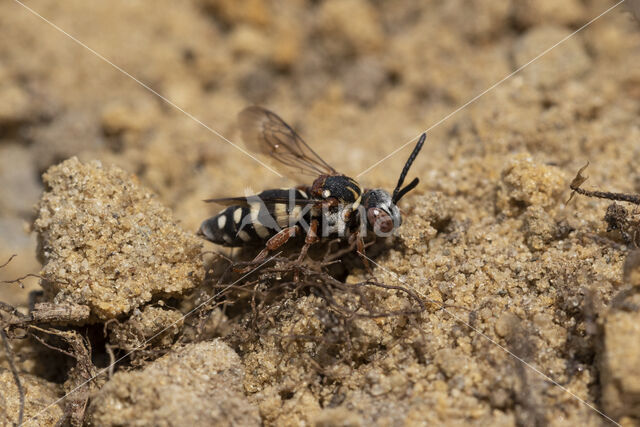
362,133 -> 426,234
362,189 -> 400,233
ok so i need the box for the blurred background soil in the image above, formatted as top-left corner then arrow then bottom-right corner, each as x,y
1,0 -> 640,425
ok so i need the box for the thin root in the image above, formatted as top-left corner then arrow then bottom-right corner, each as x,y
1,330 -> 24,426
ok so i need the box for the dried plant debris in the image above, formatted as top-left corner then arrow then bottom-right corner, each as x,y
200,255 -> 430,347
34,157 -> 205,320
20,326 -> 102,426
29,302 -> 92,325
88,340 -> 261,426
197,256 -> 471,424
569,163 -> 640,246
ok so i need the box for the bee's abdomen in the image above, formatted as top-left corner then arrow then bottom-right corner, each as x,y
198,205 -> 258,247
198,188 -> 311,247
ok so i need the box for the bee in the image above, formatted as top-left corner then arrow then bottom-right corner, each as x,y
198,106 -> 425,266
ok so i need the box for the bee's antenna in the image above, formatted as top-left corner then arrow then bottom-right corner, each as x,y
392,133 -> 426,203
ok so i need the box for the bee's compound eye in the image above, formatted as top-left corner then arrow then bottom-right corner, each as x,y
367,207 -> 393,233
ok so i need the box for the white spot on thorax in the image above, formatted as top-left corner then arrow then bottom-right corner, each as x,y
217,215 -> 226,229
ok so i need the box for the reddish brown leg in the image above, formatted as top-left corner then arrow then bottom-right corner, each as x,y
235,226 -> 299,273
296,219 -> 319,263
351,232 -> 372,274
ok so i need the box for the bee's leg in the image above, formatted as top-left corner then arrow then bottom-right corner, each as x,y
351,232 -> 372,274
256,226 -> 300,261
296,218 -> 319,262
235,226 -> 299,273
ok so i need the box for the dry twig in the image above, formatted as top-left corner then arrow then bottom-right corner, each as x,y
569,163 -> 640,205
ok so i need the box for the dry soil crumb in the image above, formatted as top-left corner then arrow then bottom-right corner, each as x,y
108,305 -> 184,352
495,152 -> 566,216
0,368 -> 64,426
33,157 -> 204,320
88,340 -> 261,426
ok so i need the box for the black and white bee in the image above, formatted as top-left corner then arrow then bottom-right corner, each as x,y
198,106 -> 425,265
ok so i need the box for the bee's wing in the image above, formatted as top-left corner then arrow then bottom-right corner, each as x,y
204,196 -> 318,206
238,106 -> 338,178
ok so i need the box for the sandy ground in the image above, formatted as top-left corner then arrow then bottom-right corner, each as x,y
1,0 -> 640,425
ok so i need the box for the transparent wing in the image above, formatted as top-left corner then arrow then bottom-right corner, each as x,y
238,106 -> 338,177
